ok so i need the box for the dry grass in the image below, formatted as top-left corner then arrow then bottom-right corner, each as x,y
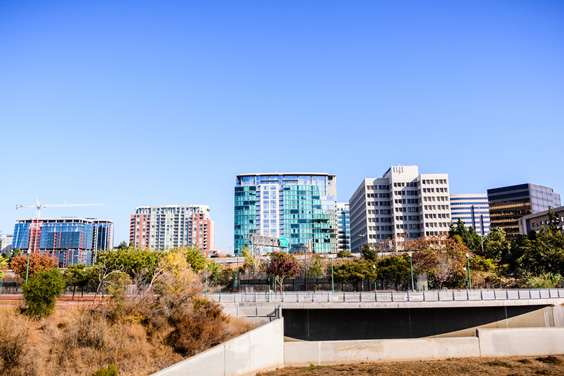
0,303 -> 256,376
0,307 -> 190,376
259,355 -> 564,376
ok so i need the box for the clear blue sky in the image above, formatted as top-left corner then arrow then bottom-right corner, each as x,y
1,1 -> 563,252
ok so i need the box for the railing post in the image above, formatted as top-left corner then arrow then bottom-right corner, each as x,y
480,290 -> 483,300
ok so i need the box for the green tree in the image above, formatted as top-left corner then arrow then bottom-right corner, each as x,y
333,260 -> 376,291
22,268 -> 66,318
449,219 -> 481,251
480,227 -> 512,264
267,251 -> 299,292
116,241 -> 129,250
337,250 -> 352,258
361,243 -> 377,261
95,248 -> 161,284
377,255 -> 410,290
185,247 -> 207,272
518,226 -> 564,276
64,263 -> 87,299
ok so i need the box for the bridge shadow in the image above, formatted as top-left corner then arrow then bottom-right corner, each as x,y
283,305 -> 552,341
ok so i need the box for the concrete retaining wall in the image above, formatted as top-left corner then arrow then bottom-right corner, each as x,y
152,318 -> 284,376
285,337 -> 480,367
477,327 -> 564,357
152,317 -> 564,375
286,328 -> 564,367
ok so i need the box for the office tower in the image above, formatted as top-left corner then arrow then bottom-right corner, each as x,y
129,205 -> 215,252
234,173 -> 337,254
450,194 -> 491,236
336,203 -> 351,252
12,218 -> 113,266
487,184 -> 561,240
349,166 -> 450,252
519,205 -> 564,235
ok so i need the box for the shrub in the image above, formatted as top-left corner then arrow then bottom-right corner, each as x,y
22,268 -> 66,318
91,365 -> 118,376
167,298 -> 228,356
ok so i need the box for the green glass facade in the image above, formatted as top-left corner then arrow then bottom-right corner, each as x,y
234,173 -> 337,255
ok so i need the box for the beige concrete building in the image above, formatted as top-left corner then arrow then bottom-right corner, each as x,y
349,166 -> 450,252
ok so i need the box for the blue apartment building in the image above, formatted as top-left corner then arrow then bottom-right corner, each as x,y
234,173 -> 337,254
12,218 -> 113,266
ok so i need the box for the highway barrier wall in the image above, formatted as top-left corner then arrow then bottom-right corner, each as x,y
285,337 -> 481,366
285,328 -> 564,367
152,306 -> 564,375
477,327 -> 564,357
152,318 -> 284,376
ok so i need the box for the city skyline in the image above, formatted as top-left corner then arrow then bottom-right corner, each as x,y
1,1 -> 563,252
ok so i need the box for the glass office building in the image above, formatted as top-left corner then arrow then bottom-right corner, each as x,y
336,203 -> 351,252
487,183 -> 561,240
234,173 -> 337,254
13,218 -> 113,266
450,194 -> 491,236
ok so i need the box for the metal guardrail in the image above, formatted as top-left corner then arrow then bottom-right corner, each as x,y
208,289 -> 564,304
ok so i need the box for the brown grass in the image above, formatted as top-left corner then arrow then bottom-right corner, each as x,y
0,302 -> 256,376
0,308 -> 186,376
259,355 -> 564,376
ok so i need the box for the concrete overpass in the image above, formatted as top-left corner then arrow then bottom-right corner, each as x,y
209,289 -> 564,340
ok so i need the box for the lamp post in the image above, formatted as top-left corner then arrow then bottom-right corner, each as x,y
267,257 -> 271,294
466,253 -> 472,291
408,252 -> 414,292
25,250 -> 31,283
331,257 -> 334,293
463,267 -> 468,289
358,234 -> 366,252
372,264 -> 376,291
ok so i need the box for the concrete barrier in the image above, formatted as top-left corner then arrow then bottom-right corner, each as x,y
477,327 -> 564,357
152,318 -> 284,376
285,337 -> 480,367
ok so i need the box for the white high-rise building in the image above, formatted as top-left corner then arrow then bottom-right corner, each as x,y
349,166 -> 451,252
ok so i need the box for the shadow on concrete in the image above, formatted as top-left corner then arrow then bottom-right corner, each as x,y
283,305 -> 552,341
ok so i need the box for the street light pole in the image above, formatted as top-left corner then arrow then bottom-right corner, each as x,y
466,253 -> 472,291
267,257 -> 271,294
25,250 -> 31,283
463,267 -> 468,289
331,258 -> 334,293
409,252 -> 414,292
372,264 -> 376,291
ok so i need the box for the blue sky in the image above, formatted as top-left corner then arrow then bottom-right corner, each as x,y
1,1 -> 563,252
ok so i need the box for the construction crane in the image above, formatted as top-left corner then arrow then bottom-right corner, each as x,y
16,198 -> 105,219
15,199 -> 105,253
